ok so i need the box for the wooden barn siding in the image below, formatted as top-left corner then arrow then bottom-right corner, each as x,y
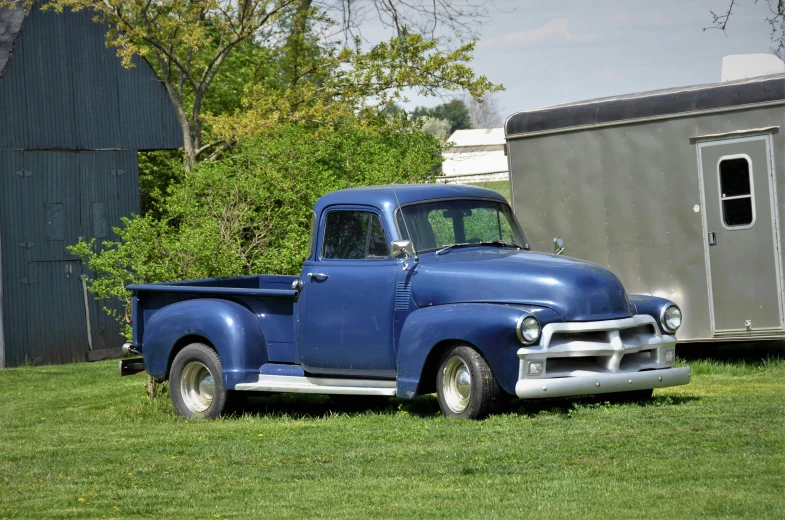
0,5 -> 182,150
1,150 -> 140,366
0,5 -> 182,366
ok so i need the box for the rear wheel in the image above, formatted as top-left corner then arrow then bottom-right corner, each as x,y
436,345 -> 501,419
170,343 -> 228,419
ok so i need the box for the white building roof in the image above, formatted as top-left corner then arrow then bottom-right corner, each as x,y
442,127 -> 507,180
446,128 -> 505,147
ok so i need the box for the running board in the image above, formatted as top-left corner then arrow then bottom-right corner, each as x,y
234,375 -> 397,396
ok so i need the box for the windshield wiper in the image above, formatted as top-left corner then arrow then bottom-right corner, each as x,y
479,240 -> 524,249
435,240 -> 523,256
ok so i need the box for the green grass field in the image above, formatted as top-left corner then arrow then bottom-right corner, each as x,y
1,345 -> 784,519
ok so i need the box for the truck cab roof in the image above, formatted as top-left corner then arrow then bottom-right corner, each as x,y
313,184 -> 507,215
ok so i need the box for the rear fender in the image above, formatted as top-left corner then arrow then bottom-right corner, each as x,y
396,303 -> 562,397
142,298 -> 267,387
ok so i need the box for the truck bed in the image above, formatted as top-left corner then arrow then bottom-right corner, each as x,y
128,274 -> 301,365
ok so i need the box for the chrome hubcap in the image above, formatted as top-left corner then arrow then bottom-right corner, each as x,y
180,361 -> 214,413
442,356 -> 472,413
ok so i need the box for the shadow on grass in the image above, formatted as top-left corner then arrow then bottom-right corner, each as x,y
677,340 -> 785,365
505,392 -> 699,417
230,390 -> 699,420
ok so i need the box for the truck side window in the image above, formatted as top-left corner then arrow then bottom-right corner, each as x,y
718,156 -> 755,228
323,211 -> 389,259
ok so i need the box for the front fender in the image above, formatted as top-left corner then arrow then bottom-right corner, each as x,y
628,294 -> 678,335
142,298 -> 267,388
396,303 -> 562,397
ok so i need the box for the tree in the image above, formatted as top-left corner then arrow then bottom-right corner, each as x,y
70,120 -> 443,338
22,0 -> 500,169
412,99 -> 471,134
43,0 -> 300,170
466,93 -> 503,129
707,1 -> 785,52
420,116 -> 451,142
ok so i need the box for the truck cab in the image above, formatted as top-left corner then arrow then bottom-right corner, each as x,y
124,184 -> 690,419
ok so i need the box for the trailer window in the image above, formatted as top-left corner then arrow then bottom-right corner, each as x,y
718,156 -> 755,228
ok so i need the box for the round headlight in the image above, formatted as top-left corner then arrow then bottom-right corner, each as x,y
661,304 -> 682,333
517,315 -> 541,344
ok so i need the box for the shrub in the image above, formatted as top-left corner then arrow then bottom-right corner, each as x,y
70,123 -> 442,338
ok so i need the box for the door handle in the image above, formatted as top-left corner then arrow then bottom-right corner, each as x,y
708,232 -> 716,246
307,272 -> 329,281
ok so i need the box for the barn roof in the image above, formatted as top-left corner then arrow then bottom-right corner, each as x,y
0,1 -> 28,79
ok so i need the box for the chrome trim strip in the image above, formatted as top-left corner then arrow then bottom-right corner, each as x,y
515,366 -> 691,399
234,374 -> 397,396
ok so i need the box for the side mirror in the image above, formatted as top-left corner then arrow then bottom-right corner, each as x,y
554,236 -> 565,255
391,240 -> 415,261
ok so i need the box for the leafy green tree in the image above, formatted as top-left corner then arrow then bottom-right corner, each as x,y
70,120 -> 443,338
412,99 -> 471,134
26,0 -> 499,169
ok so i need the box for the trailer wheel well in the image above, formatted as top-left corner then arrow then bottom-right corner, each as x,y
166,335 -> 215,379
417,339 -> 480,396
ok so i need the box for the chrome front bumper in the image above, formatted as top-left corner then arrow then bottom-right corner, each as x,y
514,314 -> 690,399
515,366 -> 691,398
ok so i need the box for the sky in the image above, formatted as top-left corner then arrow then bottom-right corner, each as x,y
390,0 -> 779,122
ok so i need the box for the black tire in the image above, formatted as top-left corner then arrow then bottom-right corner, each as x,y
436,345 -> 501,419
604,388 -> 654,403
170,343 -> 228,419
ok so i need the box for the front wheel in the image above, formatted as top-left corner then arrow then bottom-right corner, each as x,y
436,345 -> 501,419
170,343 -> 228,419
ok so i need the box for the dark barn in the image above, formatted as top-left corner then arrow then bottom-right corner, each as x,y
0,3 -> 182,367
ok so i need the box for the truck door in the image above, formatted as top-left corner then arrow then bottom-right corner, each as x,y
697,135 -> 784,334
298,206 -> 398,378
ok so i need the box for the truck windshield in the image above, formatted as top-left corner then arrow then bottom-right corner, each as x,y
396,198 -> 529,253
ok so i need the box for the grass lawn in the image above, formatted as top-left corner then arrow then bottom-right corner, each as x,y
1,345 -> 784,519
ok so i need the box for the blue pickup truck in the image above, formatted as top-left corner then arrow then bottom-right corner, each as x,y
122,184 -> 690,419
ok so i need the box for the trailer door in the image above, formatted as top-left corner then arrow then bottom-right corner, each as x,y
698,135 -> 784,334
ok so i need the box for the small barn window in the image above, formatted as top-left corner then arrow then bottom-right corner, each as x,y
718,156 -> 755,229
45,203 -> 64,241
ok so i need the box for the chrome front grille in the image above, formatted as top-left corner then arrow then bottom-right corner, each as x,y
517,315 -> 675,379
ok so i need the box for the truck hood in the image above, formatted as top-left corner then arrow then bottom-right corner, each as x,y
411,249 -> 634,322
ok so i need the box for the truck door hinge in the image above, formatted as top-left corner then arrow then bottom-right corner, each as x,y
14,169 -> 32,178
18,241 -> 34,249
111,169 -> 125,177
21,278 -> 38,286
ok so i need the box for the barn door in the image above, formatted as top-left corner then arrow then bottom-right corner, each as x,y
25,260 -> 87,364
698,135 -> 784,334
79,151 -> 140,351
